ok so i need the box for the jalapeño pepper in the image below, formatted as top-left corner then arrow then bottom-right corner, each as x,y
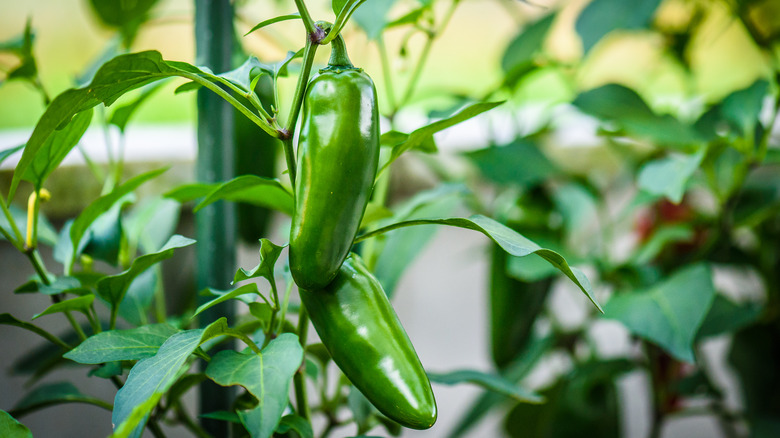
289,36 -> 379,290
299,253 -> 437,429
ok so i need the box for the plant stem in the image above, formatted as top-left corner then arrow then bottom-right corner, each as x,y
282,39 -> 320,185
147,417 -> 167,438
0,195 -> 24,250
378,37 -> 397,114
294,0 -> 318,36
294,308 -> 311,421
174,402 -> 212,438
154,266 -> 167,323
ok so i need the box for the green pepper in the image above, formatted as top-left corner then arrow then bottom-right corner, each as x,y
289,36 -> 379,290
299,253 -> 437,430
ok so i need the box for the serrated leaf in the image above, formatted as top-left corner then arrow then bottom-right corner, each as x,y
193,284 -> 262,319
70,167 -> 168,262
604,264 -> 715,362
32,295 -> 94,320
380,101 -> 503,174
428,370 -> 543,403
637,148 -> 705,204
205,333 -> 304,438
64,324 -> 180,364
357,214 -> 601,311
194,175 -> 293,216
97,234 -> 195,310
11,382 -> 110,417
575,0 -> 662,55
0,410 -> 32,438
244,14 -> 301,36
112,318 -> 234,438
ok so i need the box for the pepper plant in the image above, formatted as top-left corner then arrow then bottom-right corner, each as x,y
1,0 -> 779,437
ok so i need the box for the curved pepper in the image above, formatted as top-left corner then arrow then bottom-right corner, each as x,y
289,37 -> 379,290
299,254 -> 437,429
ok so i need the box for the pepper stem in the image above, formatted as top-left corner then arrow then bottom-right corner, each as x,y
328,34 -> 353,68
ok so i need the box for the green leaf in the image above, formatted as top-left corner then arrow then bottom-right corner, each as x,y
97,234 -> 195,310
332,0 -> 348,15
573,84 -> 702,148
233,238 -> 286,285
117,269 -> 158,325
604,264 -> 715,362
164,182 -> 214,203
0,313 -> 71,350
8,50 -> 196,201
696,295 -> 762,340
276,414 -> 313,438
11,382 -> 111,417
64,324 -> 180,364
112,318 -> 235,438
501,14 -> 555,88
373,184 -> 465,297
428,370 -> 543,403
109,82 -> 164,132
32,295 -> 94,320
465,139 -> 557,187
3,19 -> 37,83
194,175 -> 293,216
219,56 -> 273,93
0,144 -> 24,167
244,14 -> 301,36
575,0 -> 662,55
357,214 -> 601,311
70,167 -> 168,261
0,410 -> 32,438
352,0 -> 394,40
205,333 -> 304,438
637,148 -> 705,204
380,101 -> 504,174
552,182 -> 598,233
193,284 -> 262,319
82,201 -> 125,266
631,224 -> 694,265
720,79 -> 769,138
124,196 -> 181,255
386,7 -> 426,28
200,411 -> 243,423
21,108 -> 92,188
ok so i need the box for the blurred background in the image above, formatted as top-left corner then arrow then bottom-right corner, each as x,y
1,0 -> 779,437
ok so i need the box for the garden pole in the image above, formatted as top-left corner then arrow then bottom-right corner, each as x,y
195,0 -> 236,435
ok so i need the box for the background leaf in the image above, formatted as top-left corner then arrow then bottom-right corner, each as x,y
637,148 -> 705,204
194,175 -> 293,215
11,382 -> 110,417
64,324 -> 180,364
466,139 -> 557,187
604,264 -> 715,362
575,0 -> 662,55
428,370 -> 543,403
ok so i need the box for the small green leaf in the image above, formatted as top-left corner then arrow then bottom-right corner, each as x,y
97,234 -> 195,310
112,318 -> 236,438
218,56 -> 273,93
164,182 -> 215,203
380,101 -> 503,174
501,14 -> 555,88
386,7 -> 425,28
70,167 -> 168,261
205,333 -> 304,438
332,0 -> 348,15
575,0 -> 662,54
0,410 -> 32,438
11,382 -> 111,417
631,224 -> 694,265
428,370 -> 543,403
352,0 -> 393,40
194,175 -> 293,216
275,414 -> 313,438
357,215 -> 601,311
200,411 -> 243,423
233,238 -> 286,285
244,14 -> 301,36
604,264 -> 715,362
64,324 -> 180,364
32,295 -> 94,320
720,79 -> 769,138
465,139 -> 556,187
637,148 -> 705,204
0,144 -> 24,167
193,284 -> 262,319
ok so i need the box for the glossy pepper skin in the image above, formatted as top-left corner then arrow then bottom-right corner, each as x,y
289,41 -> 379,290
299,254 -> 437,429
